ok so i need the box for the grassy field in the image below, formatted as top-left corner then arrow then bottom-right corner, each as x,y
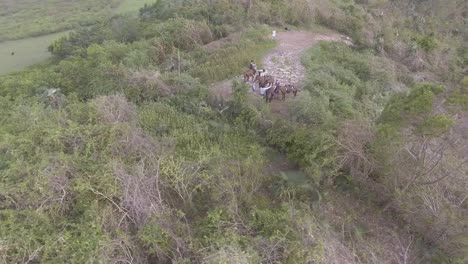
0,0 -> 152,75
0,31 -> 69,75
0,0 -> 124,42
116,0 -> 153,14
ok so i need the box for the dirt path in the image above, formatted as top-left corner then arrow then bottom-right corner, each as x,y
210,30 -> 352,100
263,31 -> 352,85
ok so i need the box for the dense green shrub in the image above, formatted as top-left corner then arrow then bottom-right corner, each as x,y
378,83 -> 445,126
412,33 -> 438,52
48,23 -> 113,58
447,77 -> 468,111
416,114 -> 454,137
315,1 -> 367,45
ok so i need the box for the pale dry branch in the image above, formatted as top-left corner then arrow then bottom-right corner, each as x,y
93,95 -> 137,125
89,187 -> 137,226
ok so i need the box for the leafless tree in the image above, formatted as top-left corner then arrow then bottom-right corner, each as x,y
336,121 -> 376,180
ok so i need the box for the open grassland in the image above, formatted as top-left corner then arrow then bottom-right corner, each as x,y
0,0 -> 135,42
0,0 -> 151,75
116,0 -> 153,14
0,31 -> 69,75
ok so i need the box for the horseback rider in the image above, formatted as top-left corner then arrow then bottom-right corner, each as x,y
249,60 -> 257,74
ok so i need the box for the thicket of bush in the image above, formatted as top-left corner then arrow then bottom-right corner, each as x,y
0,1 -> 318,262
1,0 -> 466,263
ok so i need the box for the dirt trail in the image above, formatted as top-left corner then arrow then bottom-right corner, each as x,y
263,31 -> 352,85
210,30 -> 352,100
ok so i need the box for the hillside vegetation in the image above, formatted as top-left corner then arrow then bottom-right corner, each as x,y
0,0 -> 466,263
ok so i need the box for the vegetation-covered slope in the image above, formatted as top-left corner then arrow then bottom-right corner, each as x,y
0,0 -> 466,263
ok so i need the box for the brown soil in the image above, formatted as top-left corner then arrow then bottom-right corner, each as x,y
263,31 -> 352,86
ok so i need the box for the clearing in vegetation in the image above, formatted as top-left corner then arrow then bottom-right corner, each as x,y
116,0 -> 153,14
0,0 -> 122,42
0,0 -> 152,75
0,0 -> 154,42
0,31 -> 69,75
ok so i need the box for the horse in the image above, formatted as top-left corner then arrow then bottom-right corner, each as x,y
265,87 -> 275,103
243,69 -> 256,82
274,81 -> 298,101
269,81 -> 299,101
273,81 -> 287,100
255,75 -> 275,103
283,84 -> 298,97
254,74 -> 274,88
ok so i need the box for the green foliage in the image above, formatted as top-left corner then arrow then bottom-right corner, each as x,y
0,97 -> 122,262
1,0 -> 464,262
265,42 -> 395,187
300,42 -> 389,121
109,15 -> 143,43
138,221 -> 172,256
266,119 -> 338,178
232,80 -> 249,105
56,44 -> 126,100
146,18 -> 213,51
48,24 -> 112,58
289,90 -> 335,125
373,83 -> 448,175
315,1 -> 367,45
48,16 -> 143,59
412,33 -> 438,52
197,208 -> 245,248
379,83 -> 445,126
139,0 -> 315,30
139,0 -> 183,21
122,44 -> 151,69
0,210 -> 54,262
416,115 -> 454,137
370,124 -> 402,165
190,26 -> 275,83
249,206 -> 292,238
447,77 -> 468,111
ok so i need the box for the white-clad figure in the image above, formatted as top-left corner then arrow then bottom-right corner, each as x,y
272,30 -> 276,39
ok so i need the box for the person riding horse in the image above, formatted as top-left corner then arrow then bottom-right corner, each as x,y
244,61 -> 257,82
249,60 -> 257,74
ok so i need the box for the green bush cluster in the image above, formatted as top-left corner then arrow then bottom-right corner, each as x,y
412,33 -> 438,52
378,83 -> 445,126
315,0 -> 367,45
447,77 -> 468,111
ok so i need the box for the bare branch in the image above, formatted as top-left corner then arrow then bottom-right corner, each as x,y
89,187 -> 136,225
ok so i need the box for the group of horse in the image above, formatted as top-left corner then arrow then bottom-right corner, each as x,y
243,68 -> 298,103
